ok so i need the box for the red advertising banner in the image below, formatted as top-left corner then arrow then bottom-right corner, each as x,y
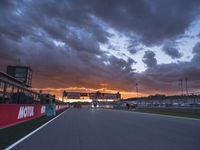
0,104 -> 68,129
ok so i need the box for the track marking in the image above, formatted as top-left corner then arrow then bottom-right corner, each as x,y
132,111 -> 200,121
5,108 -> 70,150
104,108 -> 200,121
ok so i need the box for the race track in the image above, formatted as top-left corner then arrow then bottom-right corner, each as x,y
11,108 -> 200,150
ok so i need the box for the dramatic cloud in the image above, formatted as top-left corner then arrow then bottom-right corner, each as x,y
192,42 -> 200,54
0,0 -> 200,97
91,0 -> 200,45
192,42 -> 200,63
136,42 -> 200,95
162,41 -> 182,59
142,51 -> 157,68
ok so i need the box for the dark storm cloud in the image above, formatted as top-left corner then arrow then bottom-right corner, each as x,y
127,40 -> 143,54
192,42 -> 200,63
162,41 -> 182,59
136,42 -> 200,94
0,0 -> 137,92
0,0 -> 200,95
91,0 -> 200,45
192,42 -> 200,54
142,51 -> 157,68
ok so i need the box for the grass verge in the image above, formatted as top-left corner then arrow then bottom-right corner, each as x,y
134,109 -> 200,119
0,108 -> 68,149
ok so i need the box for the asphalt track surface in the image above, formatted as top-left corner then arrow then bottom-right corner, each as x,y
11,108 -> 200,150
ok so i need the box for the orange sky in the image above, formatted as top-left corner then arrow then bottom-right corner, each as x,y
0,0 -> 200,102
32,87 -> 148,101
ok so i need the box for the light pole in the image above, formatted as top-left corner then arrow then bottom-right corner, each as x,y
136,83 -> 138,98
179,79 -> 183,96
185,77 -> 188,96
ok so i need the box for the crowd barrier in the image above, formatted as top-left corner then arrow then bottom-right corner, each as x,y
0,104 -> 69,129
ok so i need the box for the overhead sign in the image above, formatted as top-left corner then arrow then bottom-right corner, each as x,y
63,91 -> 121,100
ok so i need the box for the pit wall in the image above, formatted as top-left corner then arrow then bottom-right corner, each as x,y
0,104 -> 69,129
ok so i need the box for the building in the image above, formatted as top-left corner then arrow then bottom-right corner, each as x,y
122,94 -> 200,107
0,71 -> 39,104
1,66 -> 66,105
6,66 -> 32,87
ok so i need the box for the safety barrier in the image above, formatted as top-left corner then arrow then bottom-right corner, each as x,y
0,104 -> 68,129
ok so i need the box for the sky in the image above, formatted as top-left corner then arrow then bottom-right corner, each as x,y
0,0 -> 200,99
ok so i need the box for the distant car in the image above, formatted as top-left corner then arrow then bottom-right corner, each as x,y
180,103 -> 185,107
172,102 -> 179,106
190,103 -> 200,107
92,100 -> 99,108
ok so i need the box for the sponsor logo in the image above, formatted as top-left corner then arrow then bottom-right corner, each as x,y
41,106 -> 46,113
18,106 -> 34,119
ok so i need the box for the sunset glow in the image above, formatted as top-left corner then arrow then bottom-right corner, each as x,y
1,0 -> 200,100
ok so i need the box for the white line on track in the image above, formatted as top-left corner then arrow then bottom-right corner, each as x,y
5,108 -> 70,150
104,108 -> 200,121
132,111 -> 200,121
